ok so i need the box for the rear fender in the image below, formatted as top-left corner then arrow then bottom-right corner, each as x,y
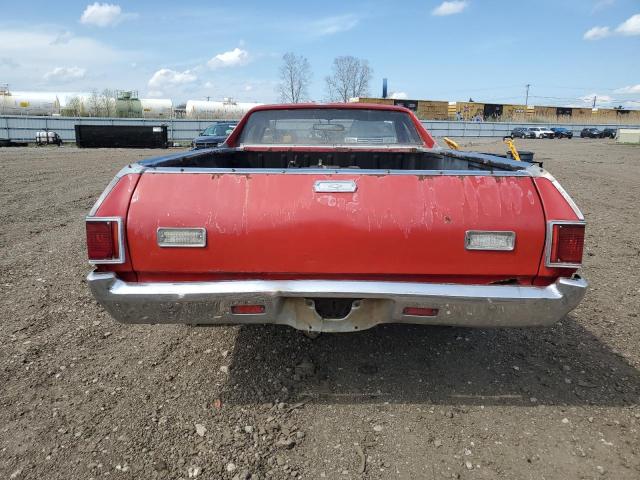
88,166 -> 141,277
532,173 -> 585,284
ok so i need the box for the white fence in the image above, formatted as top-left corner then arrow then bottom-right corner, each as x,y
2,115 -> 639,143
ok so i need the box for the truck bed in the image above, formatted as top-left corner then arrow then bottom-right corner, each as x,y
138,147 -> 528,172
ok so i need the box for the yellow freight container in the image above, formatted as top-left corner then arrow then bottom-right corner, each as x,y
416,100 -> 448,120
454,102 -> 484,121
502,104 -> 527,120
355,97 -> 395,105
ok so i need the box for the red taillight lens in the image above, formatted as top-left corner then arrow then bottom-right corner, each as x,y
231,304 -> 266,315
550,223 -> 585,265
86,221 -> 115,261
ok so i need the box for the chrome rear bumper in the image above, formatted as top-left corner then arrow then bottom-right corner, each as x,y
87,272 -> 587,332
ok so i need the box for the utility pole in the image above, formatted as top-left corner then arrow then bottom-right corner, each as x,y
525,84 -> 530,107
205,96 -> 211,102
592,95 -> 597,109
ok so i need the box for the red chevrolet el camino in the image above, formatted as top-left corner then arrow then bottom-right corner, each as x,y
86,104 -> 587,333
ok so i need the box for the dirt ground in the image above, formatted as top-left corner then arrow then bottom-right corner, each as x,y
1,138 -> 639,480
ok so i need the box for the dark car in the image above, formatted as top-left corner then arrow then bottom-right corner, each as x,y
550,127 -> 573,139
509,127 -> 535,139
192,122 -> 238,149
602,128 -> 617,139
580,128 -> 603,138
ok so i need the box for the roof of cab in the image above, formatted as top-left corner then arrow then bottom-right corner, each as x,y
244,102 -> 413,114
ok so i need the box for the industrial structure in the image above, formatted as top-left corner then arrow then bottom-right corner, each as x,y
352,97 -> 640,124
1,85 -> 173,118
3,82 -> 638,123
1,85 -> 259,120
185,99 -> 263,119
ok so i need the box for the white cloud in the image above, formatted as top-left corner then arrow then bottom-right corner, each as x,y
148,68 -> 197,93
80,3 -> 136,27
207,47 -> 249,69
390,91 -> 408,99
614,84 -> 640,94
43,66 -> 86,82
616,13 -> 640,36
583,26 -> 610,39
0,57 -> 19,67
432,1 -> 468,16
310,14 -> 359,36
584,14 -> 640,40
592,0 -> 615,13
50,31 -> 73,45
0,29 -> 120,62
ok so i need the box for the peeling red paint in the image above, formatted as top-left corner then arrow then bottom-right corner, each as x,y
126,173 -> 546,278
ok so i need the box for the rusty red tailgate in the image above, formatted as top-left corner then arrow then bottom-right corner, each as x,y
126,172 -> 545,280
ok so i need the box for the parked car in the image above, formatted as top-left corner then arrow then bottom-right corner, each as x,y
529,127 -> 555,139
580,128 -> 604,138
550,127 -> 573,139
509,127 -> 535,139
602,128 -> 617,139
192,122 -> 238,149
86,103 -> 587,333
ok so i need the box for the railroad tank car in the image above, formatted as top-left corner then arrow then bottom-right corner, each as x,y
0,91 -> 60,115
185,99 -> 263,119
140,98 -> 173,118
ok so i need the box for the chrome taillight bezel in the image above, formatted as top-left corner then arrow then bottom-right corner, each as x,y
544,220 -> 585,268
86,216 -> 125,265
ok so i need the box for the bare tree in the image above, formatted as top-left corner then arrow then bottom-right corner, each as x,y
325,56 -> 372,102
64,96 -> 84,116
87,89 -> 101,117
101,88 -> 117,116
278,52 -> 312,103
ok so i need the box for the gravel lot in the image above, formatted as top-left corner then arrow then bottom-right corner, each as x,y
1,138 -> 639,480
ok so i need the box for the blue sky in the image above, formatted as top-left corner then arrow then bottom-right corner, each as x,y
1,0 -> 639,108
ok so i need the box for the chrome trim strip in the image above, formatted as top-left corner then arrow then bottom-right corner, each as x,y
314,180 -> 357,192
87,272 -> 588,331
528,166 -> 585,220
86,217 -> 125,265
544,220 -> 586,268
157,227 -> 207,248
238,143 -> 427,150
88,176 -> 121,217
464,230 -> 516,251
88,164 -> 146,216
548,176 -> 585,221
140,167 -> 532,177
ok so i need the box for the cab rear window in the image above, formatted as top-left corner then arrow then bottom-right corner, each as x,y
238,108 -> 422,146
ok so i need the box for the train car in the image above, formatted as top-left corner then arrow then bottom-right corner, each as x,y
141,99 -> 173,118
0,90 -> 60,116
453,102 -> 485,121
186,99 -> 262,119
502,104 -> 528,121
416,100 -> 449,120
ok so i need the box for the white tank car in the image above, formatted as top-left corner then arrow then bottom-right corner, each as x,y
0,91 -> 61,116
140,98 -> 173,118
186,99 -> 262,119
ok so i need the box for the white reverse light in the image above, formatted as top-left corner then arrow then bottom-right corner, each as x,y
157,228 -> 206,247
465,231 -> 515,251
